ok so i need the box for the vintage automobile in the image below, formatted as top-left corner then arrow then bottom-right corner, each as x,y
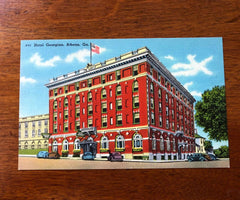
208,154 -> 218,161
108,152 -> 123,162
48,152 -> 60,159
82,152 -> 94,160
187,153 -> 207,162
37,151 -> 49,158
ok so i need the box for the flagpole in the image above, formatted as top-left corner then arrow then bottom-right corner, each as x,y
90,42 -> 92,65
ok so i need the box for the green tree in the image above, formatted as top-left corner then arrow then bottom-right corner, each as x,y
195,86 -> 228,141
214,145 -> 229,158
204,140 -> 213,152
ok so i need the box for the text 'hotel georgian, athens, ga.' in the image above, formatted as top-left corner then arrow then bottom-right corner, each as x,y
45,47 -> 196,160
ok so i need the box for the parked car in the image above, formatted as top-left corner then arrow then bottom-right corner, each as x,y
208,154 -> 218,161
48,152 -> 60,159
37,151 -> 49,158
187,153 -> 207,162
82,152 -> 94,160
108,152 -> 123,162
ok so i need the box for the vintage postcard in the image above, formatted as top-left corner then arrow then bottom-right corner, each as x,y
18,38 -> 229,170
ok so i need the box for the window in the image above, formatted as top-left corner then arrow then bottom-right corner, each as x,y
172,138 -> 176,151
38,121 -> 41,126
109,89 -> 112,97
109,102 -> 113,110
166,106 -> 169,116
75,121 -> 80,130
75,95 -> 80,104
101,103 -> 107,113
54,89 -> 57,96
64,110 -> 68,119
133,81 -> 139,92
133,112 -> 140,124
65,86 -> 68,93
74,139 -> 80,150
133,134 -> 142,148
116,70 -> 121,80
166,93 -> 168,103
38,129 -> 41,136
88,105 -> 93,115
101,89 -> 106,99
44,128 -> 48,133
150,83 -> 154,93
53,101 -> 57,109
159,102 -> 162,112
150,97 -> 154,109
159,116 -> 162,127
24,130 -> 28,138
25,122 -> 28,128
88,92 -> 92,102
62,140 -> 69,151
116,85 -> 121,96
166,119 -> 169,129
158,73 -> 161,82
88,118 -> 93,127
52,140 -> 58,152
54,112 -> 57,121
160,136 -> 164,151
101,136 -> 109,149
115,99 -> 122,111
75,82 -> 79,90
64,98 -> 68,107
150,67 -> 153,75
158,89 -> 161,98
133,65 -> 138,76
116,115 -> 122,126
101,75 -> 105,84
110,117 -> 113,125
152,135 -> 156,150
76,108 -> 80,118
166,138 -> 170,151
82,108 -> 85,115
151,112 -> 155,124
116,135 -> 125,149
88,79 -> 92,87
133,96 -> 139,108
64,122 -> 68,132
102,116 -> 107,128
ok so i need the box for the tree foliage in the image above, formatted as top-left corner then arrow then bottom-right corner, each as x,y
214,145 -> 229,158
204,140 -> 213,152
195,86 -> 228,141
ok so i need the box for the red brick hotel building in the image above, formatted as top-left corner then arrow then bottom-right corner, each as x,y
45,47 -> 196,160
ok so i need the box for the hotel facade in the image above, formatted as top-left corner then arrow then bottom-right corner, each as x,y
45,47 -> 196,160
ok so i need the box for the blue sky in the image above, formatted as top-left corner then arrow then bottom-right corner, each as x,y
20,38 -> 228,148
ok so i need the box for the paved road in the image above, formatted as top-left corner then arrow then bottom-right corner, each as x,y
18,157 -> 230,170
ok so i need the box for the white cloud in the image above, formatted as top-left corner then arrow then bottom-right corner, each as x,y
171,55 -> 213,77
183,81 -> 193,90
65,49 -> 90,63
100,47 -> 106,54
190,91 -> 202,97
30,53 -> 61,67
20,76 -> 37,84
164,55 -> 174,60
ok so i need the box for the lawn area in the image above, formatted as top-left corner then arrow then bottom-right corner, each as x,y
19,149 -> 48,155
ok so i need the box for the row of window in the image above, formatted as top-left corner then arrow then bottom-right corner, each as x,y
52,133 -> 143,152
22,128 -> 48,138
20,120 -> 48,128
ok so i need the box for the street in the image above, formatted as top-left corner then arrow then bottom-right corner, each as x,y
18,156 -> 230,170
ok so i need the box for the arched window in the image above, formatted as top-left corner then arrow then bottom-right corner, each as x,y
88,92 -> 92,102
152,135 -> 156,150
101,136 -> 109,149
75,95 -> 80,104
74,139 -> 80,150
52,140 -> 58,152
24,141 -> 28,149
160,136 -> 164,151
133,134 -> 143,148
166,137 -> 170,151
133,81 -> 139,92
62,140 -> 69,151
158,89 -> 161,98
101,89 -> 106,99
116,135 -> 125,149
116,85 -> 121,96
64,98 -> 68,107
